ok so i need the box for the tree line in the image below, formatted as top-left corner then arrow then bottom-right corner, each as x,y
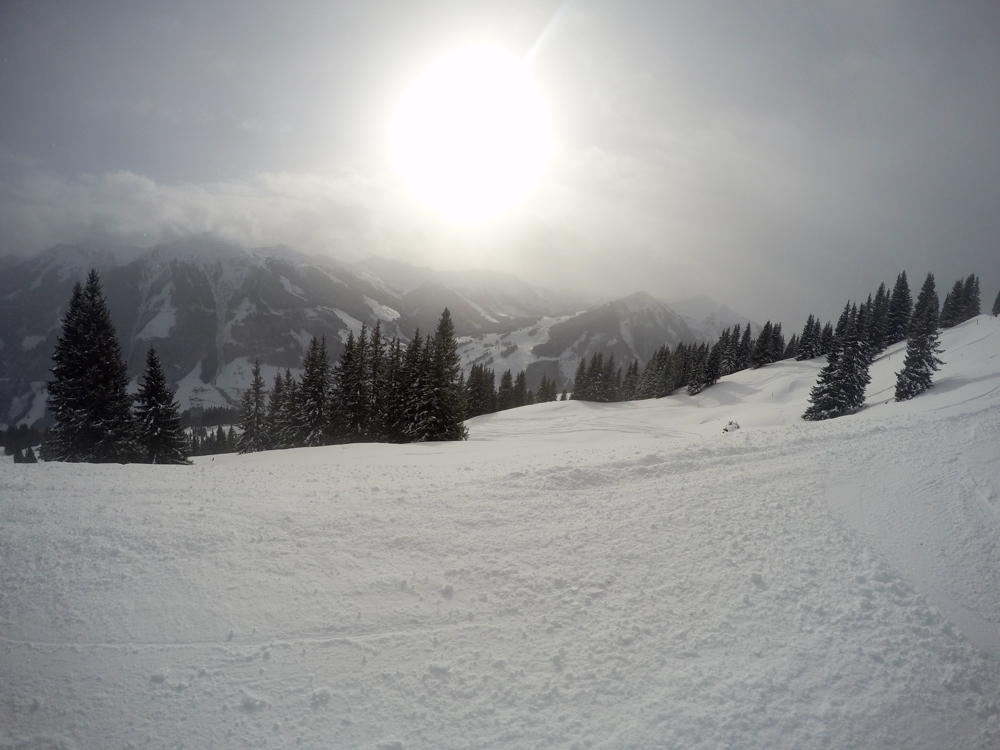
236,310 -> 467,453
38,269 -> 468,464
23,267 -> 1000,463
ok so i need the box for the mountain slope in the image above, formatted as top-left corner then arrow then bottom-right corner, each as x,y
2,317 -> 998,749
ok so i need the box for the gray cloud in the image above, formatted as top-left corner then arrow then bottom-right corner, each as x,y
1,0 -> 998,326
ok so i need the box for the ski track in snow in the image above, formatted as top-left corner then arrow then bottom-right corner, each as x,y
2,318 -> 1000,749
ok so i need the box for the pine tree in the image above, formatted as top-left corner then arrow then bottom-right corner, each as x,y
796,314 -> 818,360
737,324 -> 753,371
275,370 -> 299,448
940,279 -> 963,328
750,322 -> 773,368
44,269 -> 138,463
868,282 -> 889,355
570,358 -> 588,401
886,271 -> 912,344
134,347 -> 190,464
968,275 -> 981,318
993,288 -> 1000,316
298,336 -> 331,446
237,358 -> 269,454
803,303 -> 871,420
895,273 -> 944,401
620,361 -> 640,401
497,369 -> 515,410
512,370 -> 529,407
366,322 -> 388,440
265,372 -> 285,448
383,337 -> 406,440
784,333 -> 798,360
820,322 -> 834,355
414,308 -> 467,441
398,332 -> 427,441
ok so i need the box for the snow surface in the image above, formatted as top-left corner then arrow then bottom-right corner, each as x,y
458,315 -> 573,381
3,317 -> 1000,749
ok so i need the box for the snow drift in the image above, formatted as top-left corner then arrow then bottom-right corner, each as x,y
2,316 -> 999,749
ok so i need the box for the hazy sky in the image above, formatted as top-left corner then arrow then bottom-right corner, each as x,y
2,0 -> 998,324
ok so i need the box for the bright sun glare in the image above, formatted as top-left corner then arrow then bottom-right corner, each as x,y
390,45 -> 554,224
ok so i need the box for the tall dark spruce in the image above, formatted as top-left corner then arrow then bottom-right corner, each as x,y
803,303 -> 871,421
134,347 -> 190,464
413,308 -> 468,441
44,269 -> 138,462
886,271 -> 913,345
894,273 -> 943,401
237,358 -> 269,454
993,288 -> 1000,316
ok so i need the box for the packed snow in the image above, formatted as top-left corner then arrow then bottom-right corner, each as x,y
2,317 -> 1000,749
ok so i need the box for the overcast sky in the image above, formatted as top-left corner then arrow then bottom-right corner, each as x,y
1,0 -> 998,324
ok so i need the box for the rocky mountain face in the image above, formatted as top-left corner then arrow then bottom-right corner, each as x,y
0,237 -> 756,425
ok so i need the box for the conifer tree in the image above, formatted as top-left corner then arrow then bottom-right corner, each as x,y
600,353 -> 619,402
237,358 -> 269,454
769,322 -> 785,361
886,271 -> 912,344
414,308 -> 467,441
134,346 -> 190,464
265,372 -> 285,448
803,303 -> 871,420
868,282 -> 889,355
45,269 -> 138,463
570,358 -> 588,401
819,322 -> 834,355
620,361 -> 640,401
895,273 -> 943,401
383,337 -> 406,440
275,370 -> 299,448
993,288 -> 1000,316
968,274 -> 981,318
464,363 -> 497,417
497,368 -> 515,410
513,370 -> 529,407
737,324 -> 753,371
784,334 -> 798,360
940,279 -> 963,328
298,336 -> 331,446
366,322 -> 388,440
398,332 -> 426,441
750,322 -> 773,368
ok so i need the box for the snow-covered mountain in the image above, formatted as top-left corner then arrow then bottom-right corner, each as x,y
4,316 -> 999,749
0,238 -> 755,423
0,236 -> 409,421
456,292 -> 702,391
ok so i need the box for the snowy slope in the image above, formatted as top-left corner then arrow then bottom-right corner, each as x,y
2,317 -> 1000,749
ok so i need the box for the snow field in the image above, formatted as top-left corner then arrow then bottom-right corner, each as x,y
2,317 -> 999,749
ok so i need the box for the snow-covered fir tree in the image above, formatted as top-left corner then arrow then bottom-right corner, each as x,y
993,288 -> 1000,316
886,271 -> 912,344
44,269 -> 139,463
803,303 -> 871,421
297,336 -> 331,446
237,358 -> 269,454
411,308 -> 467,441
895,273 -> 944,401
134,347 -> 189,464
819,321 -> 834,355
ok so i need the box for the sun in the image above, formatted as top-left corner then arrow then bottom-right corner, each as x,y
390,45 -> 554,224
